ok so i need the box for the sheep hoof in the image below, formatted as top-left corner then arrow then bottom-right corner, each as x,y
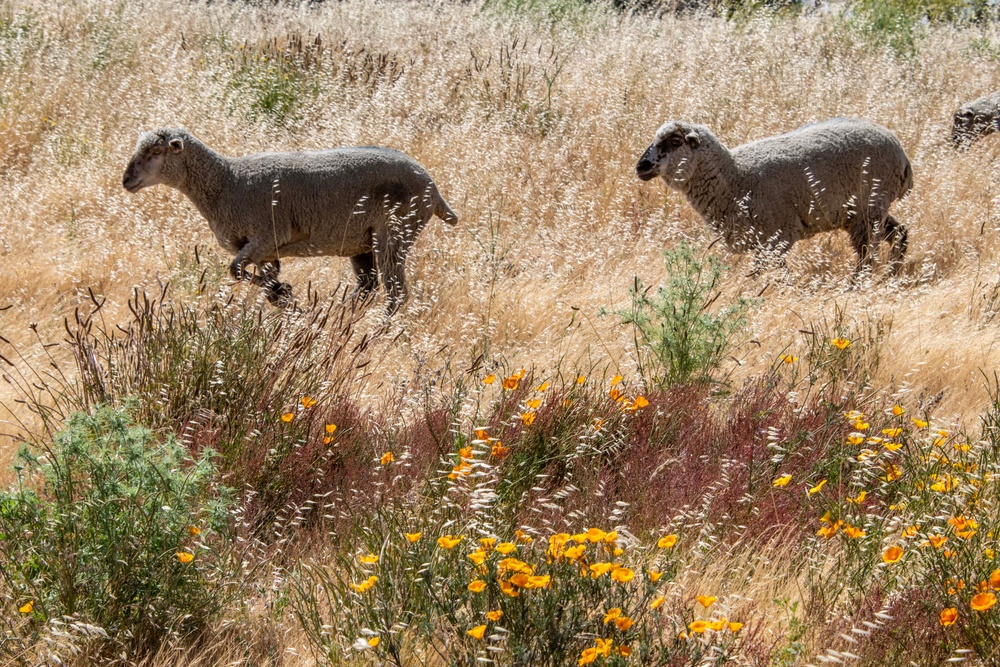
266,282 -> 294,307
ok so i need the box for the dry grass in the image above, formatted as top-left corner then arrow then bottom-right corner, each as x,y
4,0 -> 1000,663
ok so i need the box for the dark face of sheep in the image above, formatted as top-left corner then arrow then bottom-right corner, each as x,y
122,131 -> 187,193
951,107 -> 998,149
635,122 -> 702,184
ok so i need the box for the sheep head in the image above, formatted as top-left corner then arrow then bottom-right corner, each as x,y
123,128 -> 189,192
951,102 -> 998,149
635,121 -> 704,185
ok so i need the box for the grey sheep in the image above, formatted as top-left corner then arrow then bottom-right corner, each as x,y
635,118 -> 912,274
952,92 -> 1000,148
123,128 -> 458,311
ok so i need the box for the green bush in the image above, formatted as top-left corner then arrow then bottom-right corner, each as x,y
0,406 -> 239,659
610,243 -> 756,389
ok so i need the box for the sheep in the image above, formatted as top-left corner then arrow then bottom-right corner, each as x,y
952,92 -> 1000,148
122,128 -> 458,312
635,118 -> 912,275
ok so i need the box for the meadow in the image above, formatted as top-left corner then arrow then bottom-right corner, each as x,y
3,0 -> 1000,664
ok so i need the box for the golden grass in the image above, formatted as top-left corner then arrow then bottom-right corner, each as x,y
3,1 -> 1000,431
4,0 -> 1000,661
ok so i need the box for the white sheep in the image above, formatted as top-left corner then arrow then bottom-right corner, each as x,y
952,92 -> 1000,148
635,118 -> 912,274
123,128 -> 458,311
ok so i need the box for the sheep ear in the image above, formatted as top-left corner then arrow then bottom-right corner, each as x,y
685,131 -> 701,148
168,137 -> 185,153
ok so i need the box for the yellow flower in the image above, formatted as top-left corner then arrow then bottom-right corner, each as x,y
498,557 -> 533,575
468,580 -> 487,593
380,451 -> 394,465
483,374 -> 496,385
487,609 -> 503,621
884,442 -> 902,451
772,474 -> 792,487
326,423 -> 337,434
708,618 -> 727,631
509,573 -> 531,588
647,569 -> 664,582
615,645 -> 632,657
696,595 -> 717,608
188,525 -> 201,536
603,608 -> 622,624
780,355 -> 798,363
437,535 -> 464,549
940,607 -> 958,626
651,595 -> 665,609
595,638 -> 613,657
615,616 -> 634,631
405,532 -> 422,543
496,542 -> 516,555
891,404 -> 905,415
521,412 -> 536,426
847,434 -> 865,445
854,420 -> 870,430
611,567 -> 634,583
491,442 -> 510,459
807,479 -> 827,496
847,490 -> 867,504
350,575 -> 377,592
611,374 -> 623,386
502,377 -> 519,390
843,525 -> 865,539
176,551 -> 194,564
359,553 -> 379,564
882,546 -> 904,564
18,601 -> 33,614
882,427 -> 902,437
926,534 -> 948,549
609,388 -> 624,402
280,412 -> 294,423
971,592 -> 997,612
468,549 -> 487,566
515,529 -> 533,543
585,527 -> 606,543
912,418 -> 928,428
728,621 -> 743,632
990,569 -> 1000,589
831,337 -> 851,350
367,636 -> 380,647
511,369 -> 526,380
564,544 -> 586,560
301,396 -> 317,409
526,398 -> 542,409
657,534 -> 678,549
882,464 -> 902,482
578,647 -> 598,665
536,382 -> 550,392
576,375 -> 586,385
500,580 -> 520,597
688,620 -> 708,633
467,625 -> 487,639
589,562 -> 614,578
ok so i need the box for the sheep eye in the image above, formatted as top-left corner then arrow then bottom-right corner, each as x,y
150,146 -> 164,156
667,136 -> 683,149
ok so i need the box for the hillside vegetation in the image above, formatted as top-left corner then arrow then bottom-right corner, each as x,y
3,0 -> 1000,664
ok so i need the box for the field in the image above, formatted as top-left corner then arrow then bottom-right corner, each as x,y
4,0 -> 1000,664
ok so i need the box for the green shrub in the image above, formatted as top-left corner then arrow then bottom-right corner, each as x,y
609,243 -> 756,389
0,406 -> 239,660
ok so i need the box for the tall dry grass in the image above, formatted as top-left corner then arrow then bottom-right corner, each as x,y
4,0 -> 1000,663
1,0 -> 1000,428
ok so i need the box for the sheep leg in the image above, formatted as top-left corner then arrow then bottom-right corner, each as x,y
375,242 -> 409,315
883,215 -> 908,275
350,252 -> 379,299
229,240 -> 293,305
849,222 -> 875,276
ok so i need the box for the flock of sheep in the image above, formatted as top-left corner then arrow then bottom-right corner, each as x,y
122,91 -> 1000,312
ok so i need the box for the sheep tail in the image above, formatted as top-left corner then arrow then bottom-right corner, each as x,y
432,186 -> 459,226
